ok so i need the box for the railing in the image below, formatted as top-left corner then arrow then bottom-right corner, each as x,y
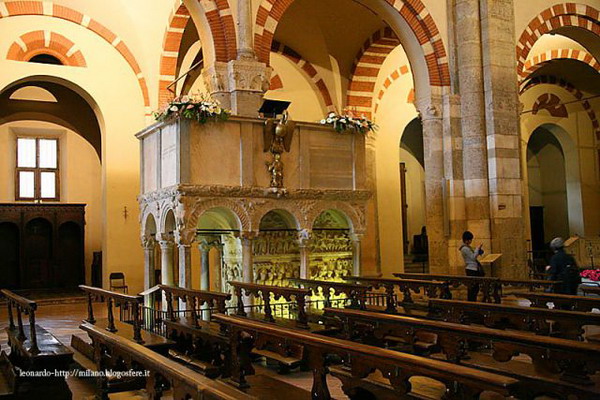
289,278 -> 371,309
141,290 -> 388,337
1,289 -> 39,354
160,285 -> 230,327
79,285 -> 145,344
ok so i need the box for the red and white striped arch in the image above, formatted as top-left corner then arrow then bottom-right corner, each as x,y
347,28 -> 400,119
522,75 -> 600,141
269,73 -> 283,90
0,1 -> 150,114
271,40 -> 334,112
521,48 -> 600,81
7,30 -> 86,67
517,3 -> 600,78
254,0 -> 450,88
372,65 -> 412,117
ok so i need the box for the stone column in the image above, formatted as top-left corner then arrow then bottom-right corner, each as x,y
298,230 -> 312,279
350,233 -> 364,276
199,241 -> 211,291
480,0 -> 527,278
363,132 -> 381,275
236,0 -> 254,60
417,98 -> 450,273
142,236 -> 156,307
240,232 -> 256,284
158,235 -> 174,311
454,0 -> 491,250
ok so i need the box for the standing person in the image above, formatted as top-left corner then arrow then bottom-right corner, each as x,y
546,237 -> 581,295
460,231 -> 484,301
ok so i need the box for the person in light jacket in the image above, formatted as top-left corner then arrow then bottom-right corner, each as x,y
459,231 -> 484,301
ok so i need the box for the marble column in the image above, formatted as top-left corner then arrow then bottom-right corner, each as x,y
350,233 -> 364,276
158,236 -> 174,311
142,236 -> 156,308
364,131 -> 381,275
480,0 -> 527,278
298,230 -> 312,279
240,232 -> 255,284
199,242 -> 211,291
454,0 -> 491,249
236,0 -> 254,60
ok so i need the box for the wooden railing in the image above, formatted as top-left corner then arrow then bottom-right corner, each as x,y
393,273 -> 502,303
429,298 -> 600,340
289,278 -> 371,309
521,292 -> 600,312
323,307 -> 600,387
214,314 -> 521,399
160,285 -> 230,327
79,285 -> 144,344
1,289 -> 39,354
229,281 -> 311,328
499,278 -> 559,292
344,276 -> 450,312
80,322 -> 256,400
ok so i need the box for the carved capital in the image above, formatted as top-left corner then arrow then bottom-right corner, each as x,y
174,228 -> 196,246
202,62 -> 229,94
297,228 -> 312,247
141,235 -> 156,250
227,59 -> 272,93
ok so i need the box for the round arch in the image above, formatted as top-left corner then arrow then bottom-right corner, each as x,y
258,209 -> 301,231
254,0 -> 450,99
527,123 -> 585,237
197,207 -> 242,230
143,213 -> 158,238
0,76 -> 104,159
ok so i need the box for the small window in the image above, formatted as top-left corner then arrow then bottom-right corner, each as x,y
28,54 -> 63,65
16,138 -> 60,201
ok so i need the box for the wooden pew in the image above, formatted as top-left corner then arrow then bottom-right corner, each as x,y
323,307 -> 600,394
214,313 -> 521,400
393,272 -> 502,303
80,322 -> 256,400
289,278 -> 371,310
499,279 -> 558,293
79,285 -> 173,354
1,289 -> 73,399
159,285 -> 231,378
582,285 -> 600,296
521,292 -> 600,312
429,298 -> 600,340
344,276 -> 450,312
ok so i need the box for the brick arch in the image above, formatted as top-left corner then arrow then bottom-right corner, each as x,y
369,64 -> 411,117
521,48 -> 600,81
517,3 -> 600,78
7,30 -> 86,67
0,1 -> 150,114
271,40 -> 334,112
199,0 -> 236,61
269,73 -> 283,90
521,76 -> 600,140
254,0 -> 450,88
346,28 -> 400,118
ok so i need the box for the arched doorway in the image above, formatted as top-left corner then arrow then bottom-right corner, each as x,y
526,124 -> 584,253
399,117 -> 427,272
0,222 -> 20,289
58,222 -> 84,288
23,217 -> 53,289
311,210 -> 354,280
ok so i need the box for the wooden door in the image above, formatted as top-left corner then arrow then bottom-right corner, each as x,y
58,222 -> 84,288
0,223 -> 20,289
23,218 -> 53,289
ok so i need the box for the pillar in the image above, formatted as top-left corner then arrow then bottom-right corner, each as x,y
158,235 -> 174,311
298,230 -> 311,279
350,233 -> 364,276
364,132 -> 381,275
480,0 -> 527,278
199,242 -> 211,291
240,232 -> 255,284
142,236 -> 156,307
454,0 -> 492,251
418,98 -> 450,273
236,0 -> 254,60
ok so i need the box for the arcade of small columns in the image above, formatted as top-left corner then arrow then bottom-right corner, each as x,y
139,191 -> 369,301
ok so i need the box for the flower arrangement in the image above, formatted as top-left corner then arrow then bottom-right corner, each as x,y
581,269 -> 600,281
154,94 -> 230,123
320,112 -> 377,134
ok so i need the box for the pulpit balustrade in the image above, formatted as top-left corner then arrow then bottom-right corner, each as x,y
289,278 -> 371,309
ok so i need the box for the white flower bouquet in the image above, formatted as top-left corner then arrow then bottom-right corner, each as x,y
154,94 -> 230,123
319,112 -> 377,134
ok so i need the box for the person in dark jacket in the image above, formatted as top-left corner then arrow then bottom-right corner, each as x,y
460,231 -> 484,301
546,237 -> 580,295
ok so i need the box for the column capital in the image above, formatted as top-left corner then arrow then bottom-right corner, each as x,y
141,235 -> 156,250
297,229 -> 312,247
238,230 -> 259,242
174,228 -> 196,247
